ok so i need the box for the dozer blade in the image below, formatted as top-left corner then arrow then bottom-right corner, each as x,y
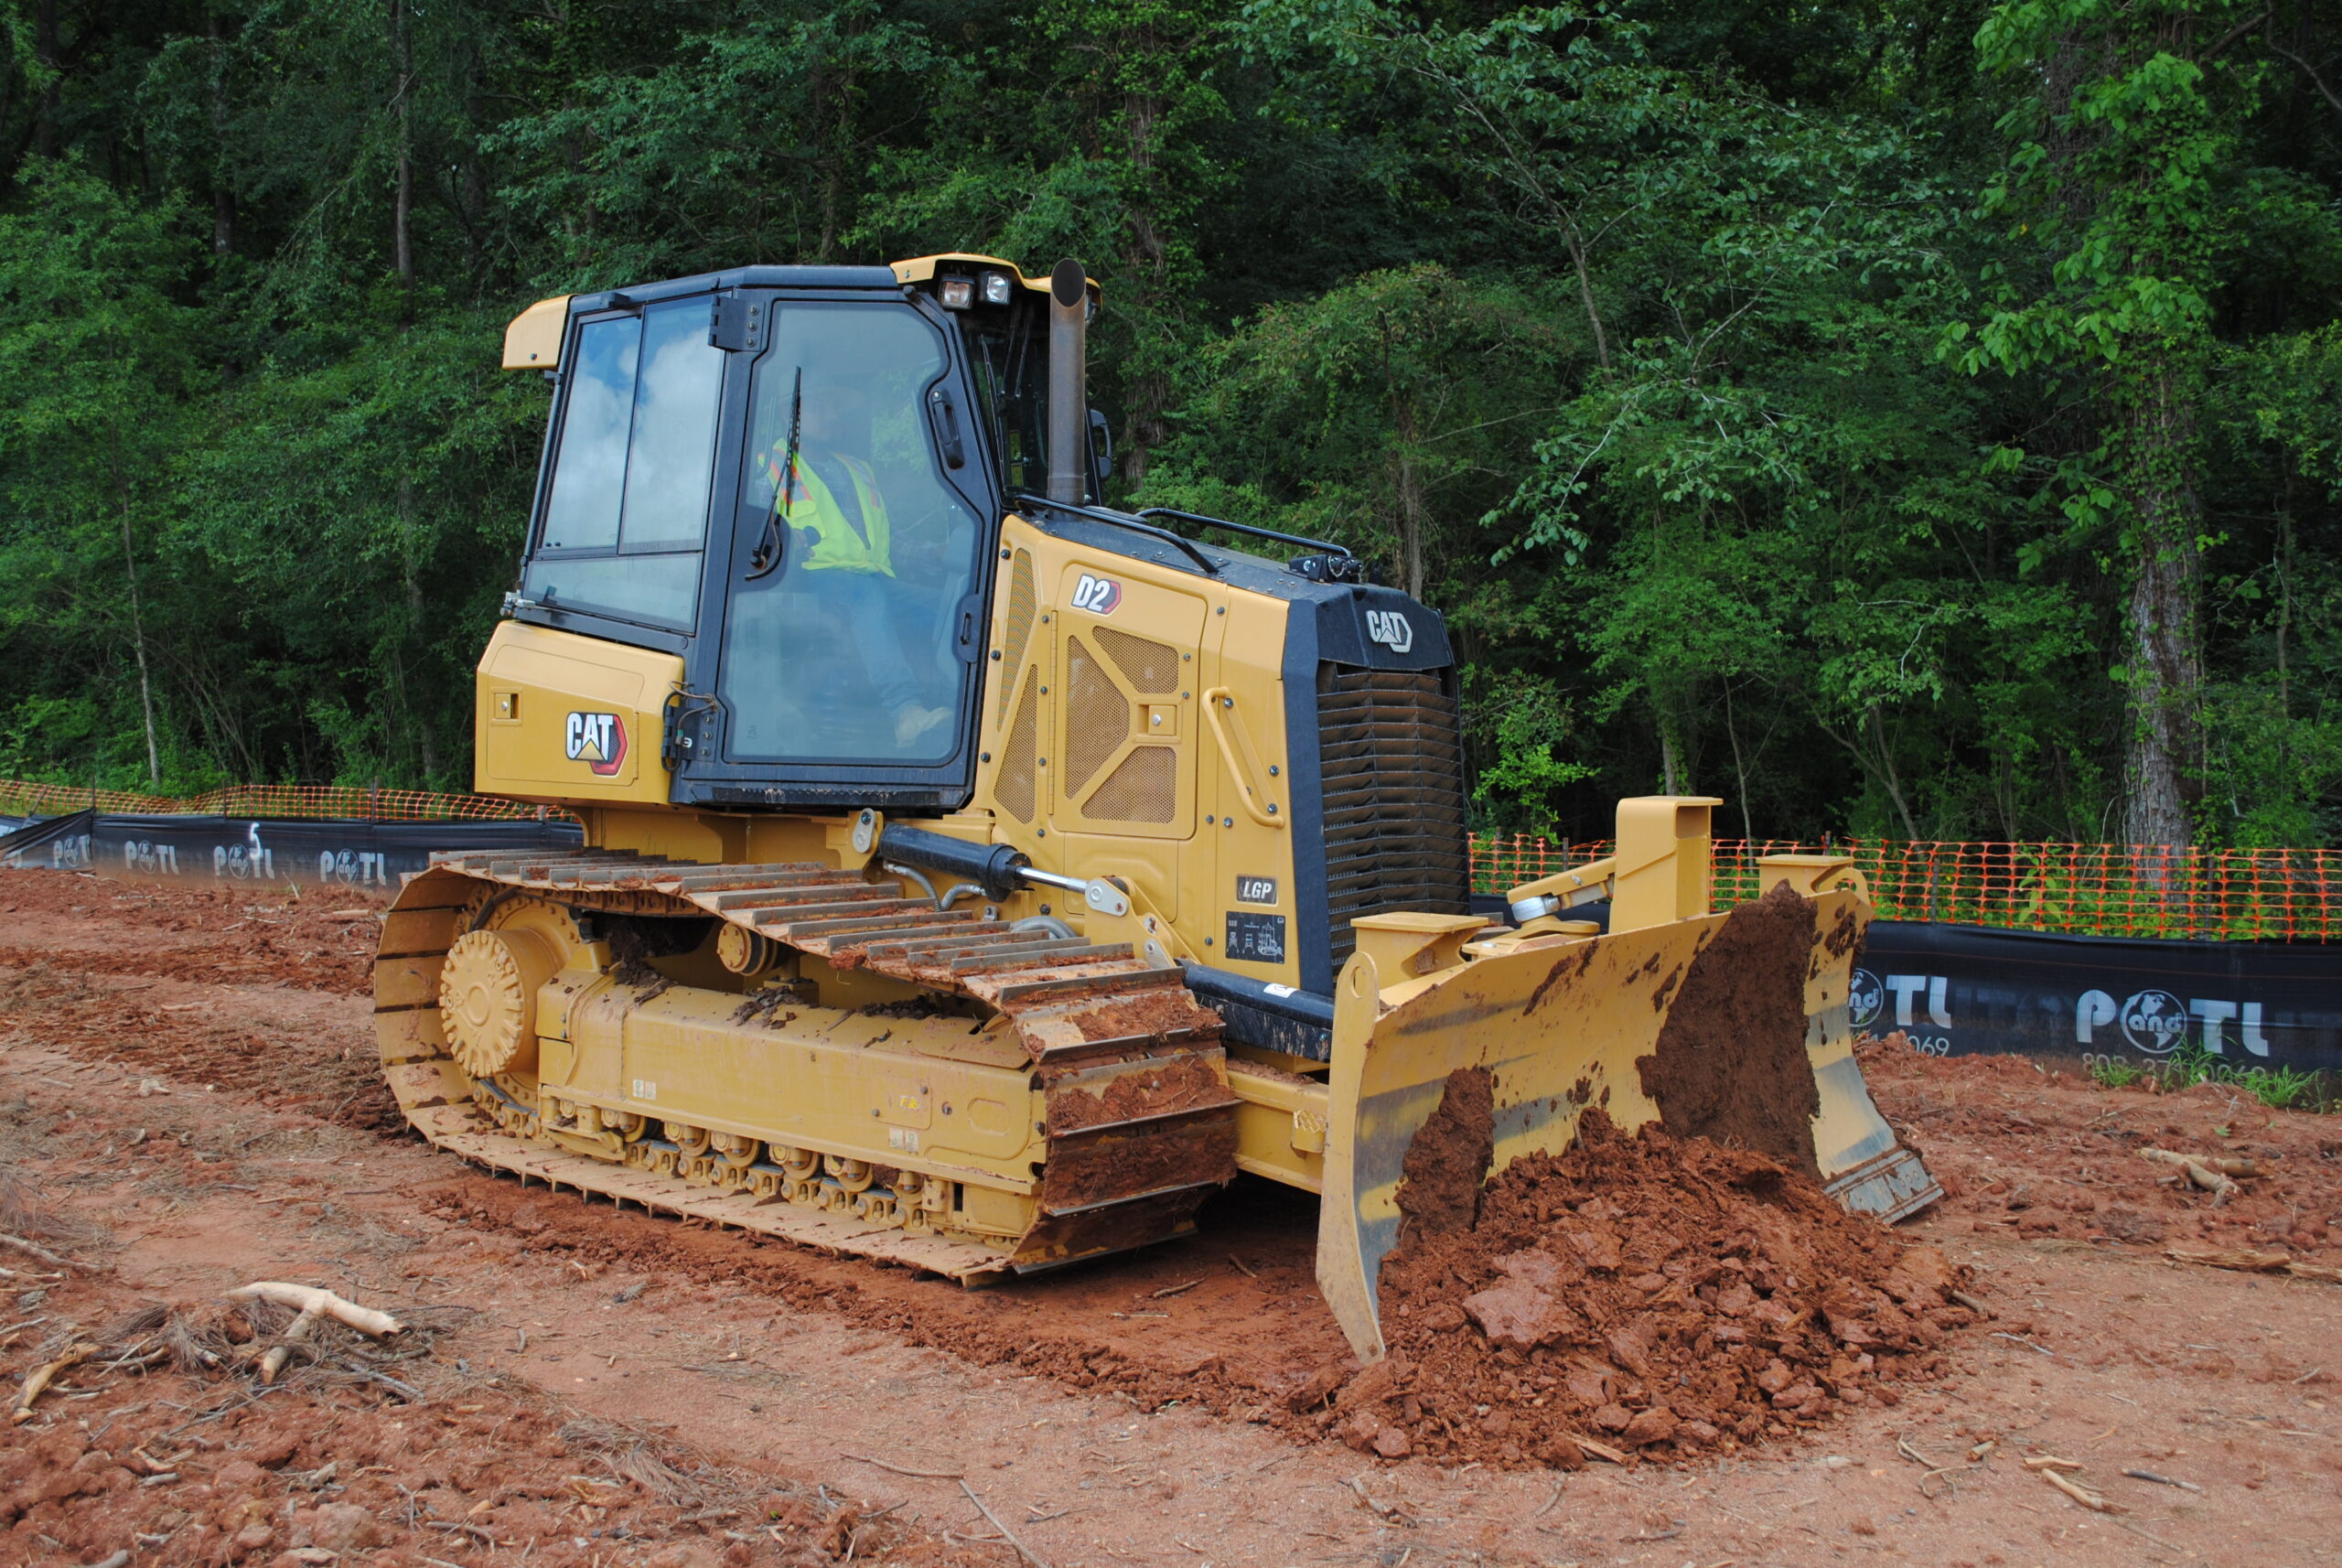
1314,885 -> 1939,1364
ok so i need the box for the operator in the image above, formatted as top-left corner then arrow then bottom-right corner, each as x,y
760,379 -> 955,751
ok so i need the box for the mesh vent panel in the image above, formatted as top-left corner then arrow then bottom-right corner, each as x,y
995,549 -> 1037,722
996,666 -> 1041,822
1093,626 -> 1181,693
1084,746 -> 1177,823
1063,637 -> 1128,796
1316,667 -> 1472,970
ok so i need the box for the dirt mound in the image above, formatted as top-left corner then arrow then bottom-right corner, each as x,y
1321,1109 -> 1975,1467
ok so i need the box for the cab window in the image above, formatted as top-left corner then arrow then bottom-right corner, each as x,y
524,300 -> 725,630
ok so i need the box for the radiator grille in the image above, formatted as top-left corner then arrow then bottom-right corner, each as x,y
1063,637 -> 1127,797
1093,626 -> 1181,693
995,549 -> 1036,723
1316,666 -> 1472,970
1086,745 -> 1177,822
996,666 -> 1041,822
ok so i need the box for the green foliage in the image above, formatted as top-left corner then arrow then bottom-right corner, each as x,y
0,0 -> 2335,851
2088,1056 -> 2145,1090
2150,1041 -> 2329,1112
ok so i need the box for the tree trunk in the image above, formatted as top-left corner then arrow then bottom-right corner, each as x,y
33,0 -> 59,159
1117,78 -> 1171,485
117,486 -> 161,785
1723,679 -> 1754,841
1390,392 -> 1427,602
2119,363 -> 2203,851
209,11 -> 234,256
390,1 -> 414,300
398,476 -> 438,782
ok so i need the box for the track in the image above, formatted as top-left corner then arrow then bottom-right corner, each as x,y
374,846 -> 1239,1281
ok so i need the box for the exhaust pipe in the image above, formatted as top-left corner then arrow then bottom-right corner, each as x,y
1047,258 -> 1088,505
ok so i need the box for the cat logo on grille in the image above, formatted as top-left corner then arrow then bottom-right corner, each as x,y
1365,608 -> 1413,653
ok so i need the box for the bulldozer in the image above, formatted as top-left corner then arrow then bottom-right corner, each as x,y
376,255 -> 1938,1364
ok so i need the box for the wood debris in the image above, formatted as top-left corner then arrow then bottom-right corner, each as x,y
2164,1248 -> 2342,1284
226,1282 -> 404,1337
2041,1468 -> 2124,1513
12,1342 -> 95,1424
2141,1147 -> 2241,1202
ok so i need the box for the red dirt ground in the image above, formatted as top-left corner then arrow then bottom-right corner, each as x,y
4,865 -> 2341,1568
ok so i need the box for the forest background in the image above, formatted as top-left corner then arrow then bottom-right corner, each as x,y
1,0 -> 2338,850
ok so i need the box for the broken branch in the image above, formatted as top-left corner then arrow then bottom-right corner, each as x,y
2164,1248 -> 2290,1273
962,1481 -> 1050,1568
225,1283 -> 403,1337
2041,1469 -> 2123,1513
2141,1148 -> 2239,1201
13,1344 -> 95,1424
0,1233 -> 87,1271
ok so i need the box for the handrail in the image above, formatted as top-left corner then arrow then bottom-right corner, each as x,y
1008,493 -> 1219,575
1133,506 -> 1353,561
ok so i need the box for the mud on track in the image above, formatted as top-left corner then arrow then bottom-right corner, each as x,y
5,865 -> 2342,1568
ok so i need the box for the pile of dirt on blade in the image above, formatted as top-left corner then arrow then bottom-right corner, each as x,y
1326,1109 -> 1978,1469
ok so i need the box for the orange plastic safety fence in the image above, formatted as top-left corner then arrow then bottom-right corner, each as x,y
1471,833 -> 2342,943
7,779 -> 2331,941
0,777 -> 568,824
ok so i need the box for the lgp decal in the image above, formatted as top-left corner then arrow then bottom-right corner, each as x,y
566,711 -> 628,776
1365,608 -> 1413,653
1070,573 -> 1123,615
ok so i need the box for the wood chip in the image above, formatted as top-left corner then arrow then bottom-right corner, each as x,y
1149,1280 -> 1202,1299
1560,1431 -> 1629,1465
2022,1455 -> 2082,1471
2122,1468 -> 2202,1492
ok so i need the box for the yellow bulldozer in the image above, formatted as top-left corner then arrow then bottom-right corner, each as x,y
376,255 -> 1937,1363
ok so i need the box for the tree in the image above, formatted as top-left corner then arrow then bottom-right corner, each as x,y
0,162 -> 203,785
1953,1 -> 2265,849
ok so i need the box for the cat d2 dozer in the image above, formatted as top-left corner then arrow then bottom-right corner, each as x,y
376,256 -> 1938,1362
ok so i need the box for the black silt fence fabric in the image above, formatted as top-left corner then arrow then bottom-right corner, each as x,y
0,811 -> 582,890
1858,919 -> 2342,1079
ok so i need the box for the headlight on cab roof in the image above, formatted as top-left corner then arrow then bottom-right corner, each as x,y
939,276 -> 973,309
981,271 -> 1015,306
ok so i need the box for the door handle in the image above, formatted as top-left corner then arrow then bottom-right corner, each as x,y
929,387 -> 966,469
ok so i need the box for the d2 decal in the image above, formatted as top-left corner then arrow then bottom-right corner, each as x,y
566,711 -> 628,776
1070,573 -> 1123,615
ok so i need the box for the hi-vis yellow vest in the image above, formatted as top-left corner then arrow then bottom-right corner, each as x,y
766,447 -> 892,576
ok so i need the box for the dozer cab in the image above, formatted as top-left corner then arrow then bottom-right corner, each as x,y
377,256 -> 1938,1362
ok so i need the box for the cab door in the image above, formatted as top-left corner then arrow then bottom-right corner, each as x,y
669,292 -> 996,810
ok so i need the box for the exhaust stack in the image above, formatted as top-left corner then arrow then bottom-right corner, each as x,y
1047,258 -> 1088,505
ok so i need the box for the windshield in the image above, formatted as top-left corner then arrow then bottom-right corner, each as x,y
718,302 -> 979,765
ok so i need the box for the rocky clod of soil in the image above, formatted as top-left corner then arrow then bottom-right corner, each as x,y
1309,1107 -> 1978,1467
